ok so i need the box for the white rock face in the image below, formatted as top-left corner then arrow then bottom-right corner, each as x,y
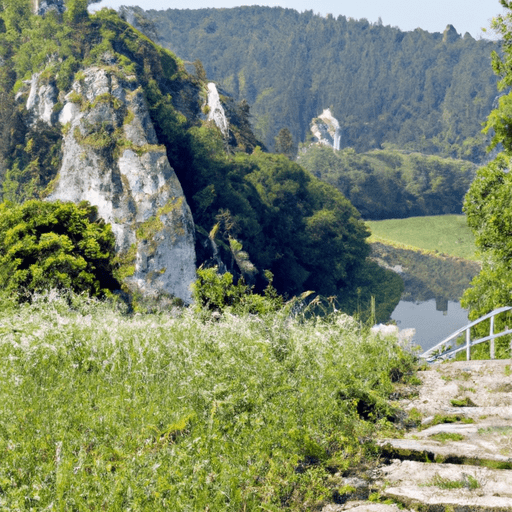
26,66 -> 196,303
310,108 -> 341,150
26,73 -> 59,126
33,0 -> 65,15
207,82 -> 229,137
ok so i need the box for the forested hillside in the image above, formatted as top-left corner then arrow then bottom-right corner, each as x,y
297,145 -> 476,219
126,6 -> 500,162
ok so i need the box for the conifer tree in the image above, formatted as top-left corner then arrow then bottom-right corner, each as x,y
274,127 -> 296,159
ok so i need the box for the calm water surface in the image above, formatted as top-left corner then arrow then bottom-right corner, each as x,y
391,299 -> 469,352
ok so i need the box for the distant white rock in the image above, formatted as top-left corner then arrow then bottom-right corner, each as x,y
32,0 -> 100,15
26,73 -> 59,126
310,108 -> 341,150
207,83 -> 229,137
32,0 -> 65,15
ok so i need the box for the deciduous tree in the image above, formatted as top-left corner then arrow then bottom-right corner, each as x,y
0,200 -> 119,300
461,1 -> 512,340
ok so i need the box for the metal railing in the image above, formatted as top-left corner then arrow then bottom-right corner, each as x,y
420,306 -> 512,362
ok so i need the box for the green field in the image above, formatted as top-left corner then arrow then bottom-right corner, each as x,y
367,215 -> 478,261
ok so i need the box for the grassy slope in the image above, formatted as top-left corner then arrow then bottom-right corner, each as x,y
0,292 -> 416,510
367,215 -> 478,261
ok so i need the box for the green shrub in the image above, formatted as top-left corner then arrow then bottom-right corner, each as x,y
192,266 -> 282,315
0,199 -> 119,300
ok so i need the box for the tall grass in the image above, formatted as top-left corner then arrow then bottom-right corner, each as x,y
0,292 -> 415,510
367,215 -> 478,261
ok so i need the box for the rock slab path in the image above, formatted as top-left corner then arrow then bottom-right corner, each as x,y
324,359 -> 512,511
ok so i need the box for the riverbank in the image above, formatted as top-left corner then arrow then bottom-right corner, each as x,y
367,215 -> 482,349
367,215 -> 479,262
370,242 -> 480,306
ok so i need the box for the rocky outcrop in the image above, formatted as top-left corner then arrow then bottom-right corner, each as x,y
310,108 -> 341,150
25,72 -> 59,126
25,66 -> 197,303
206,82 -> 229,137
32,0 -> 65,16
32,0 -> 100,16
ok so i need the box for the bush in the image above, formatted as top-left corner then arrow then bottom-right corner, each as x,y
0,199 -> 119,300
191,266 -> 282,315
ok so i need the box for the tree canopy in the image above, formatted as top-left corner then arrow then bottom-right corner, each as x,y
461,0 -> 512,349
0,200 -> 119,299
134,6 -> 499,162
297,145 -> 476,220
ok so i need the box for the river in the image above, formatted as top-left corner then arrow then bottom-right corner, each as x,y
391,299 -> 469,352
371,242 -> 480,353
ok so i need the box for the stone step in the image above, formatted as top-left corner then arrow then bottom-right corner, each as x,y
378,437 -> 512,468
399,359 -> 512,420
323,502 -> 412,511
375,459 -> 512,511
379,416 -> 512,467
323,361 -> 512,512
421,406 -> 512,420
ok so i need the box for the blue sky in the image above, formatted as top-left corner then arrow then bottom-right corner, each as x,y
91,0 -> 505,39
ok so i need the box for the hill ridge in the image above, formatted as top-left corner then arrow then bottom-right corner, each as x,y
128,5 -> 500,162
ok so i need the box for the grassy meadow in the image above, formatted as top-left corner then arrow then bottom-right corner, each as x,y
0,291 -> 417,511
367,215 -> 478,261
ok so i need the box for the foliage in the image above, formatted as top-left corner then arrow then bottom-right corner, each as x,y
136,6 -> 499,161
235,150 -> 371,297
1,121 -> 63,202
460,2 -> 512,352
450,397 -> 477,407
191,266 -> 283,315
0,200 -> 119,299
174,125 -> 401,320
367,215 -> 478,261
427,472 -> 479,490
461,156 -> 512,357
0,291 -> 417,510
297,145 -> 476,220
274,127 -> 296,159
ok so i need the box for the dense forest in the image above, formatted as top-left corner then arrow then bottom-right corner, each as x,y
127,6 -> 500,162
297,145 -> 476,219
0,0 -> 402,320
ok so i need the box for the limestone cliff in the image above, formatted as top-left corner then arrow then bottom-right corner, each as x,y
206,83 -> 229,137
23,66 -> 197,303
1,6 -> 267,304
310,108 -> 341,150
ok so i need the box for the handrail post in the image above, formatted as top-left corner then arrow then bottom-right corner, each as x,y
419,306 -> 512,361
466,327 -> 471,361
490,315 -> 495,360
